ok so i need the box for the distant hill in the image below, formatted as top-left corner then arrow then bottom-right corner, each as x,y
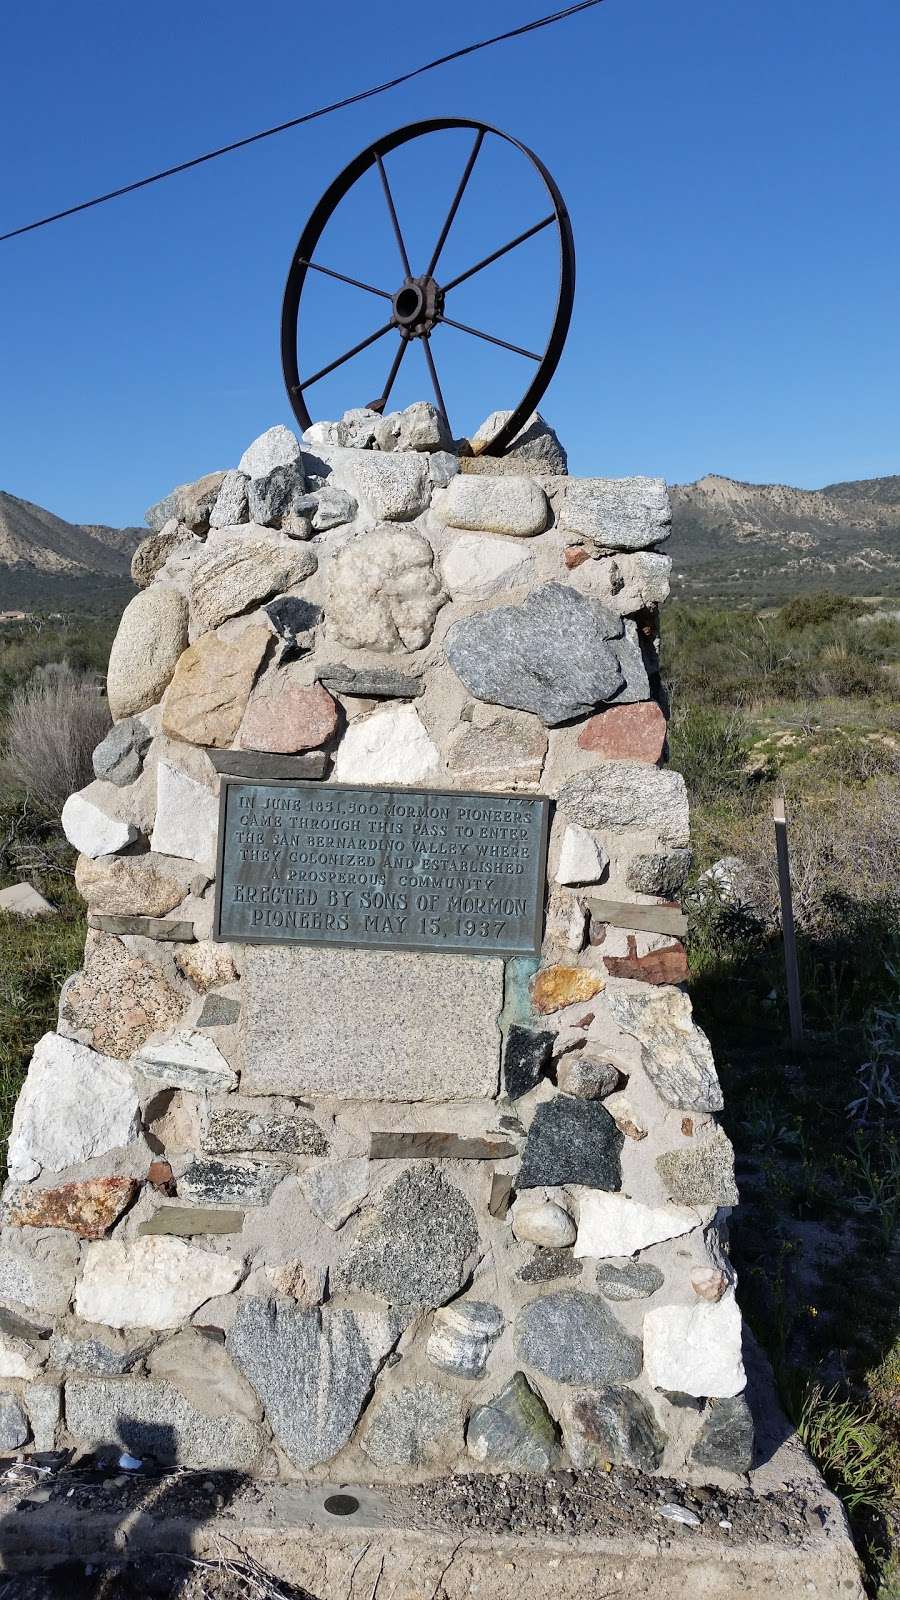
0,492 -> 141,614
669,473 -> 900,604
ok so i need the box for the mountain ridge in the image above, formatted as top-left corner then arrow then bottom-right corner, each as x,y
0,491 -> 141,614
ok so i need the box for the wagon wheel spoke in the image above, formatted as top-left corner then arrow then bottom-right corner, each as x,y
422,336 -> 451,435
298,260 -> 392,300
442,214 -> 556,294
374,151 -> 412,278
426,127 -> 486,279
367,337 -> 409,414
438,316 -> 542,362
295,320 -> 395,394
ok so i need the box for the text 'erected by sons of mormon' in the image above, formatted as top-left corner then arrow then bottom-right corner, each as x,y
214,779 -> 549,956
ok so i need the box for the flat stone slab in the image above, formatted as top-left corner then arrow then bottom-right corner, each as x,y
207,748 -> 328,780
87,913 -> 195,941
239,946 -> 503,1099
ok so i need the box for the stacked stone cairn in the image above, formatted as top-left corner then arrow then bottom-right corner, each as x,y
0,404 -> 753,1483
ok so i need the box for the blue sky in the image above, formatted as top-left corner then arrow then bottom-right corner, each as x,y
1,0 -> 898,527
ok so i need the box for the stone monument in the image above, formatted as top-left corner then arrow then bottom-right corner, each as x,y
0,405 -> 794,1485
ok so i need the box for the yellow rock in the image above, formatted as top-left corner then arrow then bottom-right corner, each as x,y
531,965 -> 604,1014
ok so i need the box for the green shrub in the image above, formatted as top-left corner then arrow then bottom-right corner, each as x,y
667,704 -> 753,802
780,592 -> 863,629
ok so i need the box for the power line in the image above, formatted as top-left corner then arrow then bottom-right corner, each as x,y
0,1 -> 606,245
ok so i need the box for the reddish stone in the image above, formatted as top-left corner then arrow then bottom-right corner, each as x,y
681,1116 -> 695,1137
563,546 -> 591,570
602,938 -> 689,985
148,1160 -> 175,1192
240,676 -> 338,754
8,1177 -> 137,1239
576,702 -> 667,764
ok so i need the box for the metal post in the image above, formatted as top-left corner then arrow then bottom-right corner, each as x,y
773,797 -> 803,1049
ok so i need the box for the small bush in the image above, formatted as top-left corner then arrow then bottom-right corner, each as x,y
667,704 -> 753,802
781,592 -> 863,629
1,670 -> 111,821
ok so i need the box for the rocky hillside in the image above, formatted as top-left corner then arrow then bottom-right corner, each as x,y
669,473 -> 900,604
0,491 -> 140,613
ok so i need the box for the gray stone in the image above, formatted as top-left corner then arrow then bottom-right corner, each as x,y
227,1297 -> 398,1469
264,595 -> 322,653
374,401 -> 451,454
145,472 -> 227,535
138,1207 -> 244,1238
514,1292 -> 642,1385
64,1376 -> 263,1467
517,1249 -> 582,1284
197,993 -> 240,1028
0,1233 -> 78,1317
428,450 -> 459,487
560,1387 -> 665,1471
315,665 -> 423,698
361,1381 -> 464,1467
517,1096 -> 623,1191
238,426 -> 301,480
467,1373 -> 558,1470
25,1381 -> 61,1451
555,476 -> 671,550
445,584 -> 625,725
333,1167 -> 478,1310
106,586 -> 189,719
247,462 -> 308,528
434,474 -> 549,536
178,1159 -> 286,1208
595,1261 -> 665,1302
92,718 -> 153,787
626,850 -> 693,899
558,764 -> 690,845
368,1132 -> 515,1161
88,914 -> 195,941
325,446 -> 430,522
188,536 -> 317,635
202,1101 -> 326,1157
502,1025 -> 555,1100
606,987 -> 723,1112
0,1393 -> 29,1451
446,712 -> 547,790
209,469 -> 250,529
690,1394 -> 754,1474
48,1333 -> 148,1375
656,1130 -> 739,1206
207,748 -> 328,781
426,1302 -> 504,1378
311,483 -> 357,530
469,410 -> 567,473
239,946 -> 502,1101
611,618 -> 653,703
556,1054 -> 621,1100
0,1308 -> 50,1380
131,520 -> 196,588
298,1159 -> 369,1230
327,527 -> 446,652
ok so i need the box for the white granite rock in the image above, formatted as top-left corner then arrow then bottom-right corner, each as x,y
7,1033 -> 141,1181
134,1030 -> 237,1094
555,824 -> 608,886
0,1312 -> 48,1379
325,447 -> 430,522
106,586 -> 189,719
0,883 -> 55,918
574,1191 -> 700,1257
61,791 -> 139,859
188,535 -> 316,636
0,1236 -> 78,1317
556,764 -> 689,843
150,762 -> 219,873
333,705 -> 440,785
76,1237 -> 242,1329
373,401 -> 450,453
643,1296 -> 746,1398
440,532 -> 533,597
298,1159 -> 370,1230
434,474 -> 549,536
510,1197 -> 576,1248
238,426 -> 301,480
328,527 -> 446,652
209,469 -> 250,528
606,985 -> 723,1113
570,550 -> 672,613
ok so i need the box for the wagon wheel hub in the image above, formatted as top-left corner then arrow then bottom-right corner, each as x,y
391,275 -> 444,338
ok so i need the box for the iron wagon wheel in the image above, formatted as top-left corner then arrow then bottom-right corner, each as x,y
280,118 -> 575,455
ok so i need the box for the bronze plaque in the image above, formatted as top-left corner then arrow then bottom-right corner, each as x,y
213,778 -> 549,957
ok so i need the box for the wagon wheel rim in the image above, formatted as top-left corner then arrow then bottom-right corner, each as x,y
280,117 -> 575,455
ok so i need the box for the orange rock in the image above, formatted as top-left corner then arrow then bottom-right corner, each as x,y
9,1177 -> 137,1239
603,938 -> 689,985
531,965 -> 604,1014
576,701 -> 667,764
563,546 -> 591,570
